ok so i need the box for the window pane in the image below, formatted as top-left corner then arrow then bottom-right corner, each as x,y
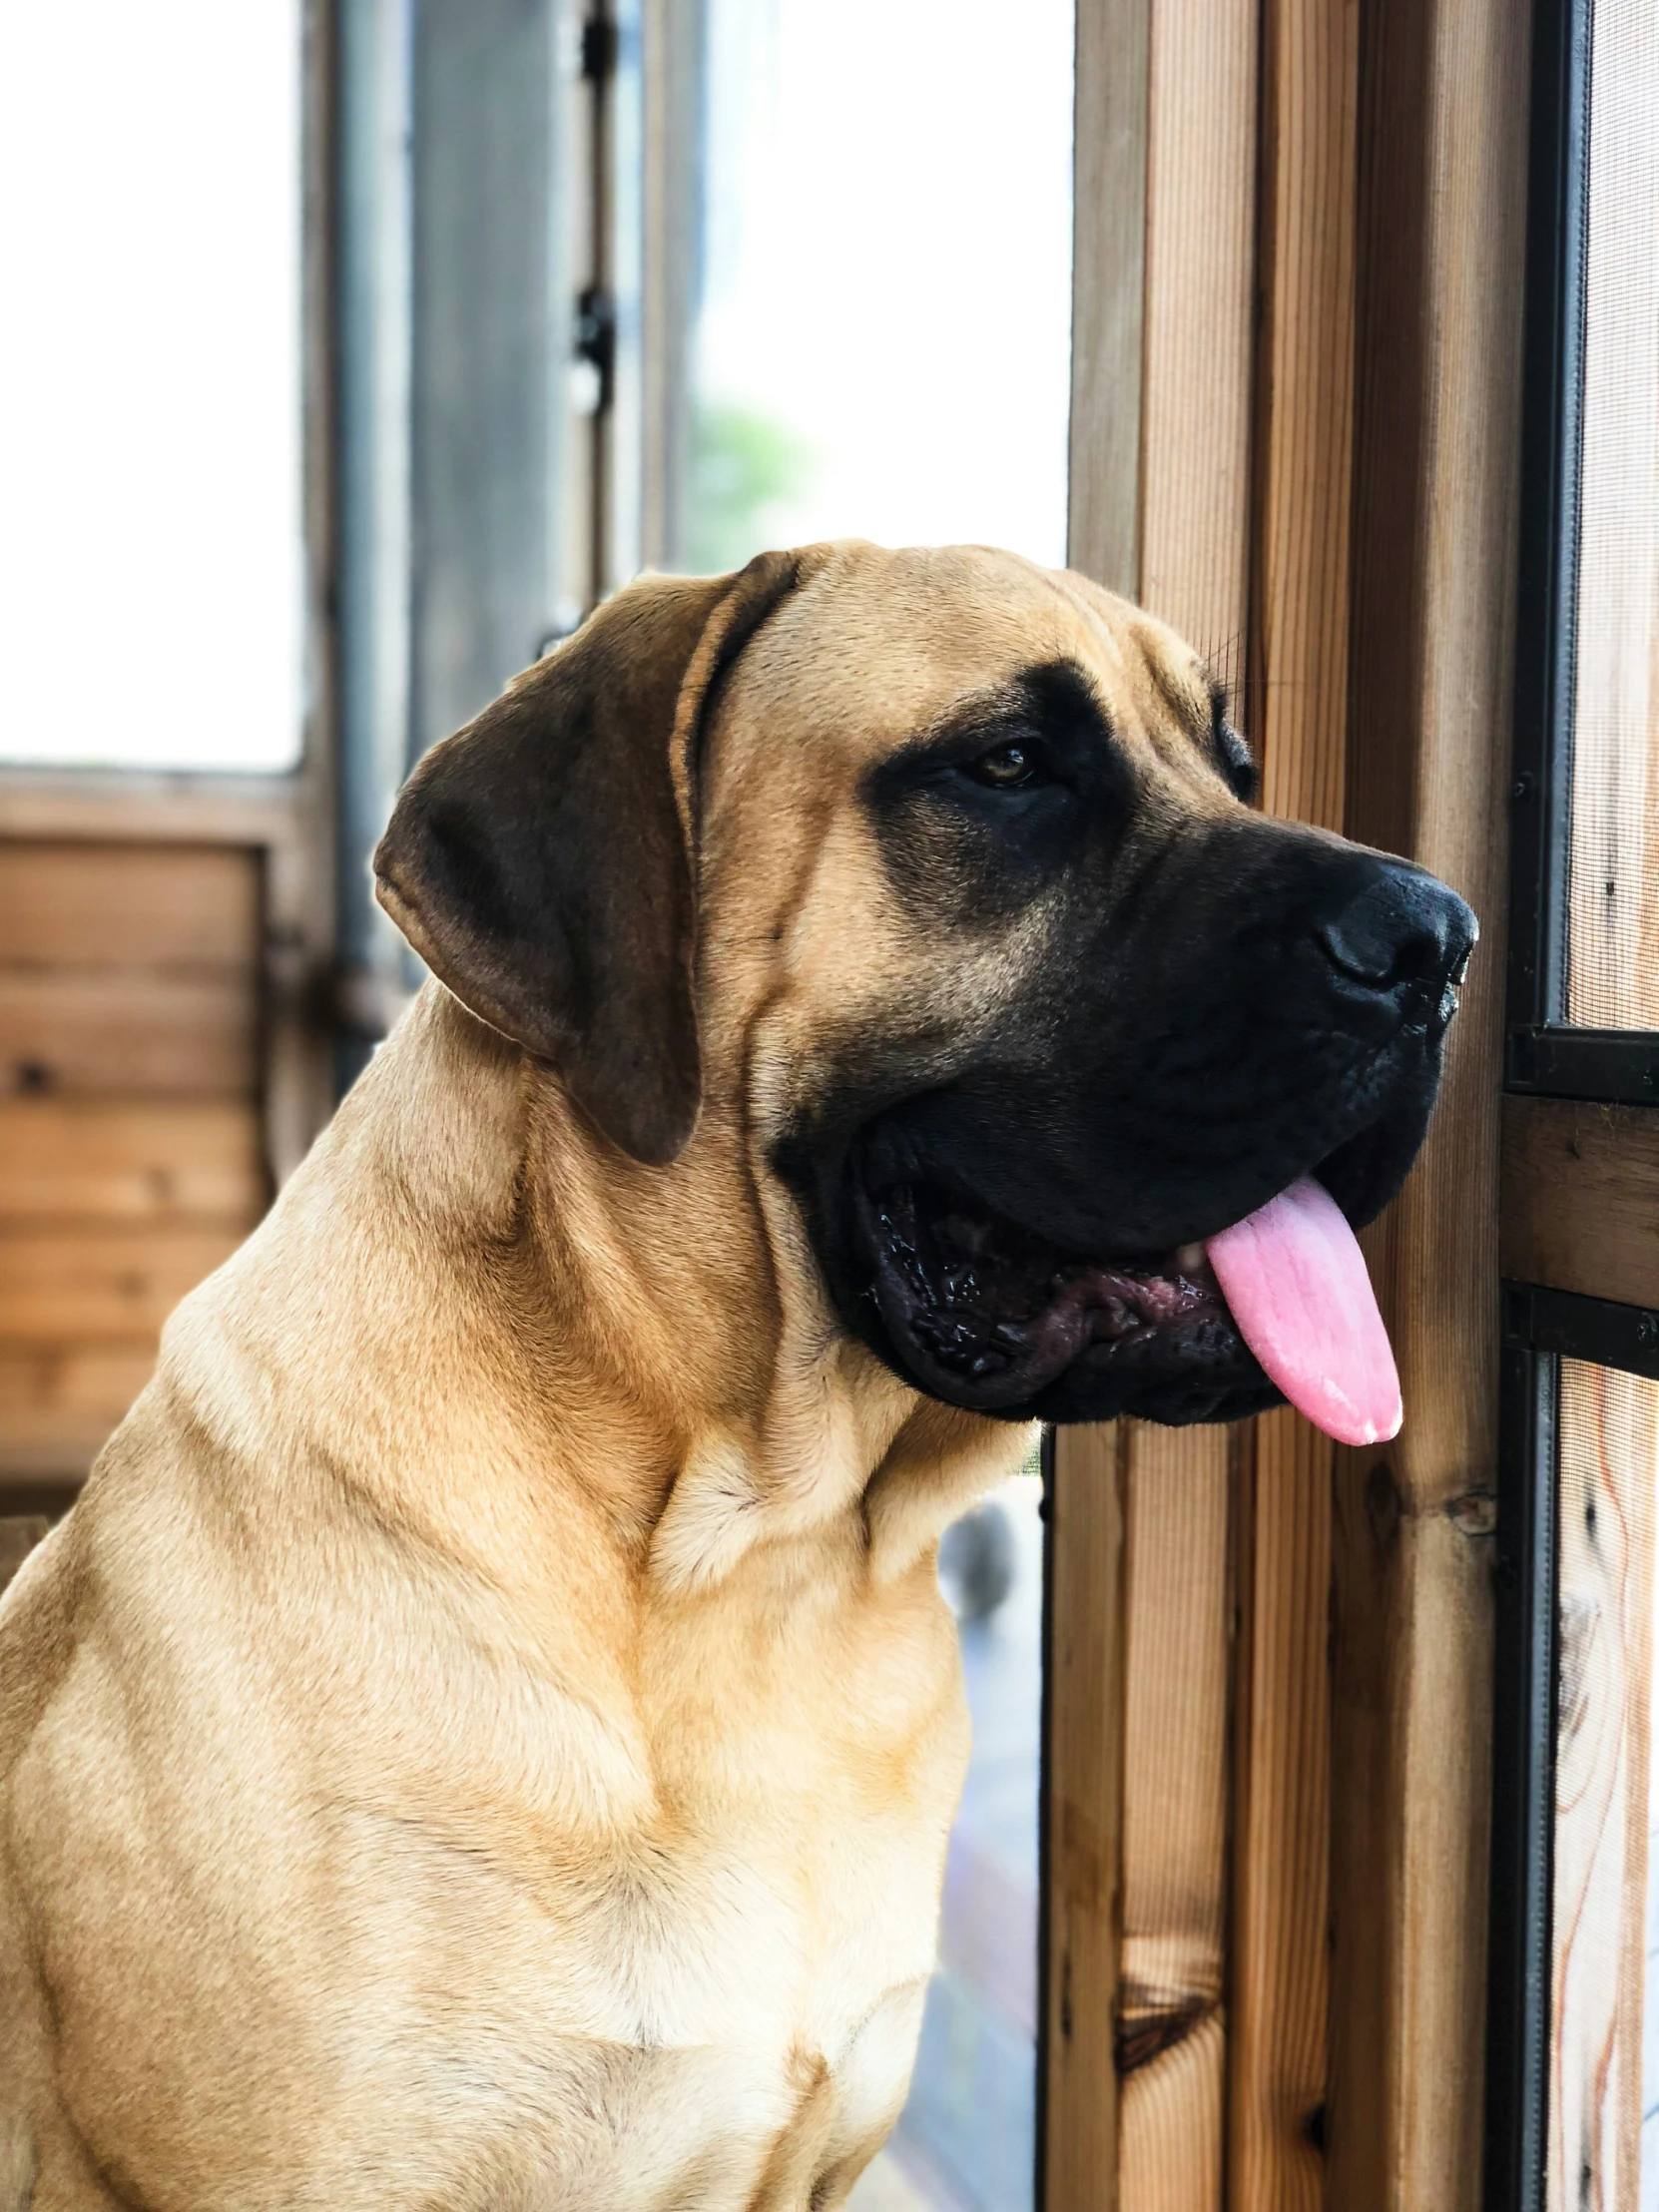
685,0 -> 1074,574
1552,1360 -> 1659,2208
682,18 -> 1071,2204
0,2 -> 303,773
1565,0 -> 1659,1027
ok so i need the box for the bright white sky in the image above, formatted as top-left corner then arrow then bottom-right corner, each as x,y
0,1 -> 303,771
0,0 -> 1073,769
694,0 -> 1075,565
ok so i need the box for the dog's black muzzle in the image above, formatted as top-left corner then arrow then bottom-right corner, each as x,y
782,818 -> 1475,1430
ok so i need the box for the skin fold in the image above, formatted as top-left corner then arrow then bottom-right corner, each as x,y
0,543 -> 1470,2211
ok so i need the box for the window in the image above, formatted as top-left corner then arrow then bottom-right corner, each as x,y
1490,1 -> 1659,2203
677,0 -> 1074,575
0,1 -> 304,774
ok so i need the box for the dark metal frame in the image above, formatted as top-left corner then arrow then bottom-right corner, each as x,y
1485,1292 -> 1560,2212
1480,0 -> 1659,2199
1497,0 -> 1659,1106
1484,1282 -> 1659,2210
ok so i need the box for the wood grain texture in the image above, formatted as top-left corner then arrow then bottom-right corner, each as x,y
0,1227 -> 244,1342
1044,1422 -> 1128,2211
1227,0 -> 1359,2195
0,841 -> 261,970
0,1099 -> 266,1223
1138,0 -> 1259,688
0,778 -> 334,1184
1067,0 -> 1150,599
1230,1412 -> 1331,2211
0,972 -> 260,1099
1248,0 -> 1358,833
1500,1096 -> 1659,1310
1119,2008 -> 1225,2210
1549,1363 -> 1659,2209
0,1345 -> 158,1468
1117,1422 -> 1230,2210
1329,0 -> 1529,2200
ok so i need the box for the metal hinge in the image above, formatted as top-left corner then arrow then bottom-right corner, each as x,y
581,14 -> 618,80
575,283 -> 617,413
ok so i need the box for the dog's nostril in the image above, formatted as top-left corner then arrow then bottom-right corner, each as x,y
1316,868 -> 1475,994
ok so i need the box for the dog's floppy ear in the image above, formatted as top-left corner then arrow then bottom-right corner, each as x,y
374,551 -> 801,1165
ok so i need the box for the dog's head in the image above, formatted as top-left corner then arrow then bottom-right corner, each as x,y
376,543 -> 1474,1431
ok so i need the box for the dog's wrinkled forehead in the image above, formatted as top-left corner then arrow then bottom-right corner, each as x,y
704,541 -> 1241,803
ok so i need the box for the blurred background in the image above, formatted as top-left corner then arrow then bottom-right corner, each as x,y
0,3 -> 1073,2204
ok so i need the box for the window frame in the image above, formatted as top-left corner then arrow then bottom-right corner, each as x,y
1486,0 -> 1659,2198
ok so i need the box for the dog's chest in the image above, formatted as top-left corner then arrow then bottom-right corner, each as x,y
340,1579 -> 971,2207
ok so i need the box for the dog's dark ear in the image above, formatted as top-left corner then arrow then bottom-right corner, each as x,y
374,551 -> 801,1165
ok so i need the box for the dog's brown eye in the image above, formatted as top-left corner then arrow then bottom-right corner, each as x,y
966,742 -> 1036,790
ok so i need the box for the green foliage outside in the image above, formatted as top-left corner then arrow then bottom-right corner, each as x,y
684,400 -> 819,574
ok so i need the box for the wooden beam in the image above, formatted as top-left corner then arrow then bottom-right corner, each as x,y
1227,0 -> 1360,2197
0,1101 -> 265,1226
1116,1424 -> 1230,2211
1058,5 -> 1260,2203
1229,1412 -> 1332,2210
1067,0 -> 1150,601
1328,0 -> 1531,2201
1138,0 -> 1259,683
1043,1422 -> 1128,2210
1500,1095 -> 1659,1309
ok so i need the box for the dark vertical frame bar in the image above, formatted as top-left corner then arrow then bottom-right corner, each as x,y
1505,0 -> 1591,1049
1483,1302 -> 1559,2212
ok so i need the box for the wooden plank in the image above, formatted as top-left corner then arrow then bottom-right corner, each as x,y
0,1226 -> 243,1341
1067,0 -> 1150,599
0,1343 -> 157,1460
0,972 -> 258,1098
0,1099 -> 266,1223
0,771 -> 301,849
1500,1096 -> 1659,1310
1249,0 -> 1358,833
1072,8 -> 1264,2201
1119,2009 -> 1225,2209
1138,0 -> 1259,685
1549,1362 -> 1659,2207
1230,1411 -> 1330,2210
1227,0 -> 1360,2197
1044,1422 -> 1127,2211
1328,0 -> 1530,2199
0,841 -> 261,970
1116,1421 -> 1230,2210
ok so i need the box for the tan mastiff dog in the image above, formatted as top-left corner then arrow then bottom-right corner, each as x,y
0,544 -> 1473,2210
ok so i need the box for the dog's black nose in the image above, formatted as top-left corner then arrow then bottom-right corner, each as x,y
1316,862 -> 1476,998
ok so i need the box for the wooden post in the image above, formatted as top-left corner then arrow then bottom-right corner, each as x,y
1228,0 -> 1360,2201
1056,5 -> 1258,2205
1328,0 -> 1530,2202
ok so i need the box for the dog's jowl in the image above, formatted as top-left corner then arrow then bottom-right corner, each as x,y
0,544 -> 1472,2211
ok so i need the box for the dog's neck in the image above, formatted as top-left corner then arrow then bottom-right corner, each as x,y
167,984 -> 1031,1594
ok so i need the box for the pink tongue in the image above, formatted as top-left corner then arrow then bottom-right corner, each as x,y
1206,1175 -> 1401,1445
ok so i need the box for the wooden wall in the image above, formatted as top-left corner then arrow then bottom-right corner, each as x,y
1053,0 -> 1529,2203
0,840 -> 270,1489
